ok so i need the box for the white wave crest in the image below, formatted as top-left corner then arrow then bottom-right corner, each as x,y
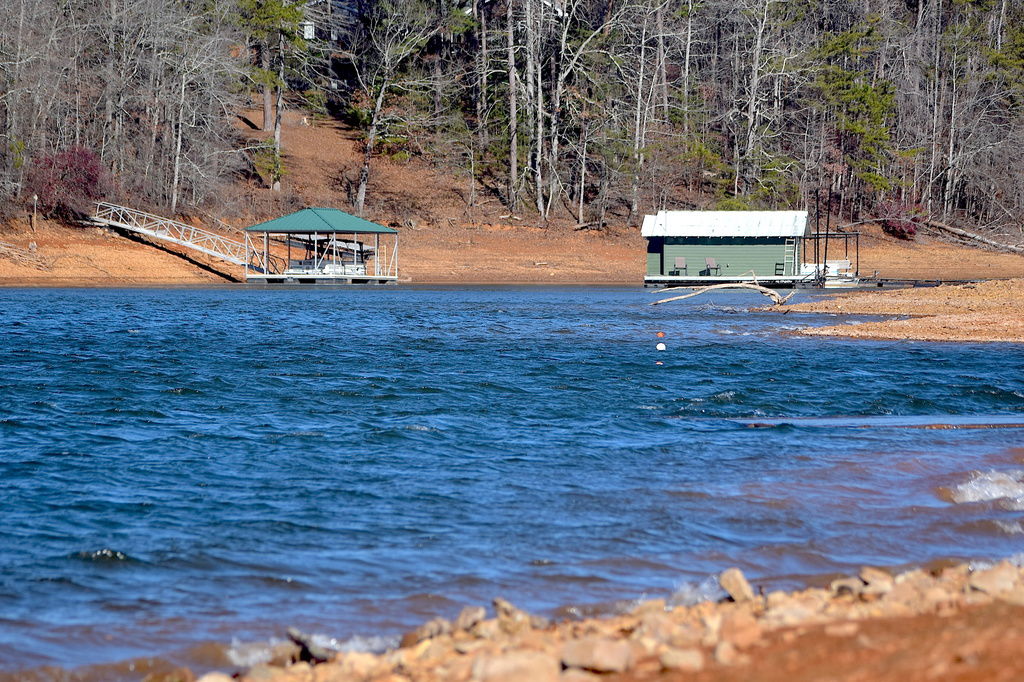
950,469 -> 1024,509
667,575 -> 726,607
969,553 -> 1024,571
226,638 -> 288,667
332,633 -> 397,653
226,632 -> 397,667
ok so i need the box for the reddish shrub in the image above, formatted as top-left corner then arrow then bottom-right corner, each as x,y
876,200 -> 918,240
24,146 -> 109,219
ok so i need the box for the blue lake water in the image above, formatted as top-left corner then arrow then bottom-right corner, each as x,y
2,286 -> 1024,678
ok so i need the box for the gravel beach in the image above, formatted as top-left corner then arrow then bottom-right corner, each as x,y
176,560 -> 1024,682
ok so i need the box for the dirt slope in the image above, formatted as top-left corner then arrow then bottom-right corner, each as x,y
0,220 -> 229,286
854,224 -> 1024,281
1,110 -> 1023,285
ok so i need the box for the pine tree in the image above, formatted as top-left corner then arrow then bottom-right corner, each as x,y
236,0 -> 305,191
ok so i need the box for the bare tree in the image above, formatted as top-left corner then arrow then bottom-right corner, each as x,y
342,0 -> 438,216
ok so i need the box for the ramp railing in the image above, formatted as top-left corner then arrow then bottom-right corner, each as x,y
91,202 -> 249,266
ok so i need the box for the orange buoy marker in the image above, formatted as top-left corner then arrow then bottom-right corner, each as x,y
656,331 -> 666,338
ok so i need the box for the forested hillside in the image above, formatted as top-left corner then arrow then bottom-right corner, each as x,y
1,0 -> 1022,235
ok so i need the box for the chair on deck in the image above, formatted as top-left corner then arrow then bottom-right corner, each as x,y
704,257 -> 721,276
669,256 -> 687,276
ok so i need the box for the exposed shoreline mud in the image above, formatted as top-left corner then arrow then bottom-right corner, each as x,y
788,278 -> 1024,343
2,211 -> 1023,290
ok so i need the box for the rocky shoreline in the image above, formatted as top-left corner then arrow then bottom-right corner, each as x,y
174,559 -> 1024,682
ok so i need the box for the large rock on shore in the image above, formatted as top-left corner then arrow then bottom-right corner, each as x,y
719,609 -> 763,648
454,606 -> 487,632
720,567 -> 755,602
636,612 -> 702,648
659,647 -> 704,672
471,651 -> 560,682
969,561 -> 1018,595
860,566 -> 894,590
493,597 -> 548,634
196,674 -> 233,682
399,617 -> 453,648
561,636 -> 635,673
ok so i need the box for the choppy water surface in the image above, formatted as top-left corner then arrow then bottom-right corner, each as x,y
2,286 -> 1024,677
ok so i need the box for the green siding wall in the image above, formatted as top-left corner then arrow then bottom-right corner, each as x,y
646,237 -> 798,276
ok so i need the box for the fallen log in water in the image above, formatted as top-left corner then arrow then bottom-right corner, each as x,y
650,282 -> 794,306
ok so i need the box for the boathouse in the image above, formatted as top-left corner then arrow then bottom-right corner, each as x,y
244,207 -> 398,284
643,210 -> 812,286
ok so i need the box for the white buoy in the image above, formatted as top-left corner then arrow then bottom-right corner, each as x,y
655,342 -> 666,351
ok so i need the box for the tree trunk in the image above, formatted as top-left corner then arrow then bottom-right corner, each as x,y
682,0 -> 693,134
475,2 -> 489,146
272,34 -> 284,192
656,6 -> 668,114
262,43 -> 273,132
943,47 -> 958,220
630,17 -> 649,222
532,1 -> 545,218
355,85 -> 388,216
545,14 -> 567,219
576,118 -> 587,224
926,0 -> 942,215
741,0 -> 770,193
507,4 -> 518,210
170,74 -> 186,213
997,0 -> 1008,50
433,37 -> 443,118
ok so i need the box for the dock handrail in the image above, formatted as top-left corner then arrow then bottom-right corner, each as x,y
91,202 -> 250,266
90,202 -> 283,273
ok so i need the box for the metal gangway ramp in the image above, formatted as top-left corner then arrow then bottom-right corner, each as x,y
89,202 -> 249,267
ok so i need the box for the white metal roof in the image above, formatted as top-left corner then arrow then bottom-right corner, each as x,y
640,210 -> 808,238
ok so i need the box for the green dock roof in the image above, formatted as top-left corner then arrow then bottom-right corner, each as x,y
245,207 -> 398,234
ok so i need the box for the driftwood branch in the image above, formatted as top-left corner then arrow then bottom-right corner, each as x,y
651,283 -> 794,306
0,240 -> 51,270
287,627 -> 335,664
